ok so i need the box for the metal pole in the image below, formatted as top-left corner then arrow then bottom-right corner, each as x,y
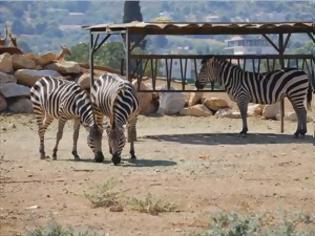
279,33 -> 285,133
89,31 -> 94,89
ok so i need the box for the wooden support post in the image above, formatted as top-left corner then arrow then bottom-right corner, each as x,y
279,33 -> 285,133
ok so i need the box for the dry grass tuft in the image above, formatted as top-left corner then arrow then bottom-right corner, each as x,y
129,193 -> 177,215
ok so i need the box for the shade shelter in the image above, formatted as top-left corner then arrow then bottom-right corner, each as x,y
84,21 -> 315,132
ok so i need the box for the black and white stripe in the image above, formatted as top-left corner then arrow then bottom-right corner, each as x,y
90,73 -> 140,165
30,76 -> 104,162
196,57 -> 312,137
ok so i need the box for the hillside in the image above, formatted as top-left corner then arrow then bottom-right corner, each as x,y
0,1 -> 314,54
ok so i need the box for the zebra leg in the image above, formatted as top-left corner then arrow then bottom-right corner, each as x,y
52,119 -> 66,160
72,119 -> 81,160
38,115 -> 53,159
237,102 -> 249,136
296,107 -> 307,137
290,100 -> 307,137
127,117 -> 137,159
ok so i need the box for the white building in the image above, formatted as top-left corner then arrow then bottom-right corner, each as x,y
225,36 -> 276,55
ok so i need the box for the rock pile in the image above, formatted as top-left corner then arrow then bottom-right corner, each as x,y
0,49 -> 82,113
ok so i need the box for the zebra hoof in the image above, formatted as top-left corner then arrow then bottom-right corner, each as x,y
94,151 -> 104,163
112,154 -> 121,165
130,154 -> 137,160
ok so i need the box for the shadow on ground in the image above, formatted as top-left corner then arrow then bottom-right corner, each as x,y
121,158 -> 177,167
144,133 -> 314,145
64,157 -> 177,167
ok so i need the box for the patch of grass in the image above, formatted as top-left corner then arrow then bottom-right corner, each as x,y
27,219 -> 103,236
128,193 -> 177,215
84,178 -> 120,208
202,211 -> 315,236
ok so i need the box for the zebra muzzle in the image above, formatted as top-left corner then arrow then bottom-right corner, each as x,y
195,80 -> 204,90
94,151 -> 104,163
112,153 -> 121,165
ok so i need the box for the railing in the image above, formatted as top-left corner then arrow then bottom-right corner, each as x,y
123,54 -> 315,93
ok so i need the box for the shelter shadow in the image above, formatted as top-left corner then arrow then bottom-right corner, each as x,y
144,133 -> 314,145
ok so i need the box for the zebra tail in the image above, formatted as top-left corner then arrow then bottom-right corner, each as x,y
307,82 -> 313,111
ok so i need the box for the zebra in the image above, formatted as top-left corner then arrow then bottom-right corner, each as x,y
30,76 -> 104,162
196,57 -> 313,137
90,73 -> 140,165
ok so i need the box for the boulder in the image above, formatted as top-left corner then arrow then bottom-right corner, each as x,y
262,103 -> 280,120
12,54 -> 37,70
203,97 -> 230,111
15,69 -> 61,87
0,83 -> 30,98
8,97 -> 33,113
158,88 -> 185,115
188,92 -> 204,107
0,71 -> 17,84
77,73 -> 91,90
215,108 -> 233,118
37,52 -> 56,66
248,104 -> 264,117
132,80 -> 159,115
0,94 -> 7,112
180,104 -> 212,117
284,111 -> 313,123
0,53 -> 13,73
45,61 -> 81,75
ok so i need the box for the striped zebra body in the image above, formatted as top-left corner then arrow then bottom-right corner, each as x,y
196,58 -> 312,137
91,73 -> 140,165
30,76 -> 104,161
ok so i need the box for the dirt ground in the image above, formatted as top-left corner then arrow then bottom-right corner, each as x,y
0,112 -> 315,236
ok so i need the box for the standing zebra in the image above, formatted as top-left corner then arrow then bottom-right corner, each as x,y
30,76 -> 104,162
90,73 -> 140,165
196,57 -> 312,137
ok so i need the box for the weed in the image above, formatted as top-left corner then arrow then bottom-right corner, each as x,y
202,211 -> 315,236
26,219 -> 103,236
84,178 -> 120,208
128,193 -> 177,215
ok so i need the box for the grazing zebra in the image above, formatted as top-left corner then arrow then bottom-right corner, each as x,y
196,57 -> 313,137
90,73 -> 140,165
30,76 -> 104,162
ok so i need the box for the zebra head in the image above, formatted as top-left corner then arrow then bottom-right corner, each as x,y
105,122 -> 126,165
87,124 -> 104,163
196,57 -> 220,89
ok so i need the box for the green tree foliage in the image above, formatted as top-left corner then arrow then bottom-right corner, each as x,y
68,42 -> 125,71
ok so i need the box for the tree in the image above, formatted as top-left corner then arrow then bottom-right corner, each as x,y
123,1 -> 143,23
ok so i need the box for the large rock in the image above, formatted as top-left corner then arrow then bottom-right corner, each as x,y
45,61 -> 81,75
262,103 -> 280,120
0,94 -> 7,112
8,97 -> 33,113
215,108 -> 235,118
77,73 -> 91,90
203,97 -> 230,111
188,92 -> 204,107
284,111 -> 313,123
12,54 -> 37,70
180,104 -> 212,117
0,71 -> 17,84
15,69 -> 61,87
0,53 -> 13,73
37,52 -> 56,66
132,80 -> 159,115
0,83 -> 30,98
248,104 -> 264,117
158,88 -> 186,115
